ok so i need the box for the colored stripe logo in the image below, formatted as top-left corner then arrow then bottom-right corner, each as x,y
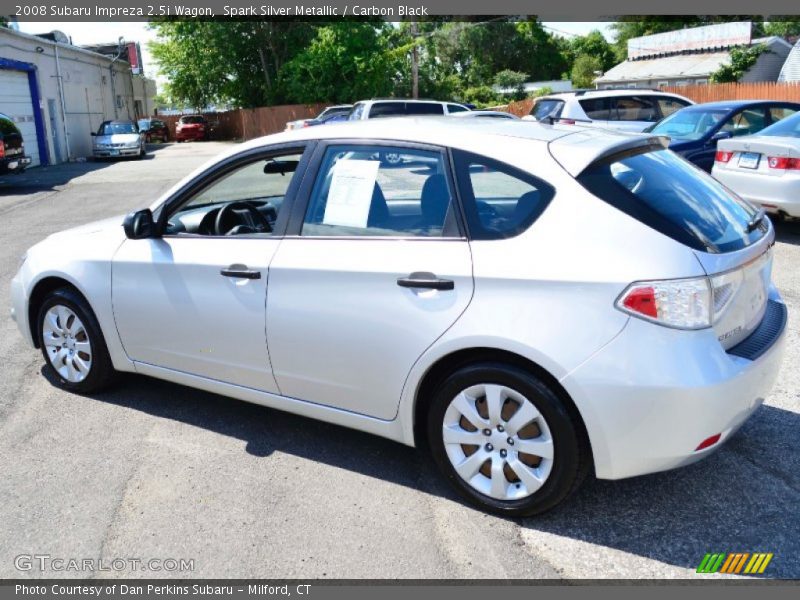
697,553 -> 773,574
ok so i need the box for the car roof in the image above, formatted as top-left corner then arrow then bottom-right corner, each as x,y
543,89 -> 685,100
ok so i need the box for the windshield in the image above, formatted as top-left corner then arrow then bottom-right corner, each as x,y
758,111 -> 800,138
577,148 -> 765,254
137,119 -> 151,129
98,122 -> 138,135
650,109 -> 729,141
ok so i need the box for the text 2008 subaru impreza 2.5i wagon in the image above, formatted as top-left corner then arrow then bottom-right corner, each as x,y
10,118 -> 787,515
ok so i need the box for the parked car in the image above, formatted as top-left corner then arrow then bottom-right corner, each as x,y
137,118 -> 169,143
712,110 -> 800,218
11,118 -> 786,516
524,89 -> 694,132
452,110 -> 519,119
175,115 -> 209,142
304,112 -> 351,128
285,104 -> 353,131
0,112 -> 32,174
348,99 -> 470,121
91,120 -> 146,160
648,101 -> 800,172
349,99 -> 471,164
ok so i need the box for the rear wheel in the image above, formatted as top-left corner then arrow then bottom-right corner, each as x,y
37,288 -> 116,393
427,363 -> 588,516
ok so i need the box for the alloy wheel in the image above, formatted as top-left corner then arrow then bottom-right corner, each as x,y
42,305 -> 93,383
442,383 -> 554,501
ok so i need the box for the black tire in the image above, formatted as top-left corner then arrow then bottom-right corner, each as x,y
37,287 -> 117,394
426,362 -> 589,517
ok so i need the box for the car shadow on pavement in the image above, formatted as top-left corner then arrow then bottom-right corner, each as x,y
521,402 -> 800,578
48,368 -> 799,578
773,219 -> 800,247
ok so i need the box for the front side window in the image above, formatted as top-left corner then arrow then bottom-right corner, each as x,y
720,107 -> 768,137
447,104 -> 469,113
302,145 -> 456,237
576,148 -> 765,253
453,150 -> 554,240
164,152 -> 303,236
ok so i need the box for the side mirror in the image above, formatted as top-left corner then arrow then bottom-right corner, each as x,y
123,209 -> 155,239
710,131 -> 732,143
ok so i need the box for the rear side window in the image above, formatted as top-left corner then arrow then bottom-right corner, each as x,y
404,103 -> 445,115
576,148 -> 766,253
760,111 -> 800,137
579,98 -> 611,120
531,99 -> 564,120
453,150 -> 554,240
769,106 -> 797,123
613,97 -> 659,122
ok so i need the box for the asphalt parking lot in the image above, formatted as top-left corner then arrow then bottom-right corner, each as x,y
1,142 -> 798,579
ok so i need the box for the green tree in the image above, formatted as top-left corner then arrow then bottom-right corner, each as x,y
494,69 -> 528,101
710,44 -> 769,83
571,55 -> 603,88
764,19 -> 800,38
279,22 -> 397,104
569,30 -> 616,72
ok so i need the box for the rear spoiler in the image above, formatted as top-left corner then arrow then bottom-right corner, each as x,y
548,132 -> 669,177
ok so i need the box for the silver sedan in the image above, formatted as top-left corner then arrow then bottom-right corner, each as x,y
712,111 -> 800,218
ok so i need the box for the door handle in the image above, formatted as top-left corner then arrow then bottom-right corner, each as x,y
220,264 -> 261,279
397,272 -> 454,291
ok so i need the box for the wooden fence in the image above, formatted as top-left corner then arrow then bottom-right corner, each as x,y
660,82 -> 800,103
158,103 -> 329,141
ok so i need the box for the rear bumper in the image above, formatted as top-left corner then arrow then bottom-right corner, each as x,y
562,287 -> 787,480
176,130 -> 205,141
714,169 -> 800,217
0,155 -> 31,173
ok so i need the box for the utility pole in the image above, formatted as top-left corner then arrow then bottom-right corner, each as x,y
410,21 -> 419,99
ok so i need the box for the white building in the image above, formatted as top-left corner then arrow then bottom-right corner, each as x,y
778,39 -> 800,82
0,27 -> 156,166
595,22 -> 792,89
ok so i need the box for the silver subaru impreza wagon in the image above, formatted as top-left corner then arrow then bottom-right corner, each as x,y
11,117 -> 786,515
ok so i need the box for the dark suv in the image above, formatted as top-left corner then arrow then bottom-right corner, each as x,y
0,113 -> 32,175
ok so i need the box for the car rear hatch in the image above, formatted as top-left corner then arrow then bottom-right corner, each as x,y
1,129 -> 24,158
560,133 -> 779,353
716,136 -> 800,178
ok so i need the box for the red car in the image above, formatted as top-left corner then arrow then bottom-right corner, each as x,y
137,118 -> 169,143
175,115 -> 208,142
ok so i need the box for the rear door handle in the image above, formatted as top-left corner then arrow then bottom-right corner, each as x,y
220,264 -> 261,279
397,272 -> 454,291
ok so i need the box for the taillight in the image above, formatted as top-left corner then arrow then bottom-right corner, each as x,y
0,143 -> 5,159
715,150 -> 733,163
561,119 -> 576,125
616,277 -> 711,329
767,156 -> 800,170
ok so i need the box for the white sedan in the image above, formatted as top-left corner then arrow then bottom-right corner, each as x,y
712,111 -> 800,218
10,118 -> 786,515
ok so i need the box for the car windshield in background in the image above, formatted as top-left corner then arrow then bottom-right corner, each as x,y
137,120 -> 151,129
181,116 -> 205,124
758,111 -> 800,138
0,114 -> 20,136
650,109 -> 729,140
98,122 -> 138,135
531,99 -> 564,121
577,149 -> 764,254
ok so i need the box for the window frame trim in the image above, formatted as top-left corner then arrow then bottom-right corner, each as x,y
154,141 -> 316,239
284,138 -> 468,241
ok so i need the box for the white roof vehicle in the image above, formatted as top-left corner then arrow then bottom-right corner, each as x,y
11,118 -> 786,515
524,89 -> 694,132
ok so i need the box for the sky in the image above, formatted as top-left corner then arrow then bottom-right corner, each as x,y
15,21 -> 616,92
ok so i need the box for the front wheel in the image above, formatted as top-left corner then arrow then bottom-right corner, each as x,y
427,363 -> 589,516
37,288 -> 116,393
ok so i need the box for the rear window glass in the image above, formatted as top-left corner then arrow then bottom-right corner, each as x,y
180,116 -> 205,124
531,99 -> 564,121
0,115 -> 20,136
576,148 -> 766,253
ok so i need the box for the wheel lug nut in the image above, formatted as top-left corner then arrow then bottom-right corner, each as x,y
507,438 -> 514,446
485,443 -> 494,452
497,425 -> 504,432
500,449 -> 507,458
483,428 -> 491,436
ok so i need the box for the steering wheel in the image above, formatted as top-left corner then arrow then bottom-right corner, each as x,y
214,201 -> 272,236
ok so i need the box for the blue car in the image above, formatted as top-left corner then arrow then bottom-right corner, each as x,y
648,100 -> 800,172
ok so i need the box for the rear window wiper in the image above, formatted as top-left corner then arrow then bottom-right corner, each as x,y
746,208 -> 766,233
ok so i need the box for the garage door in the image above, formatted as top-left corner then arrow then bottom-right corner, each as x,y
0,68 -> 40,167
